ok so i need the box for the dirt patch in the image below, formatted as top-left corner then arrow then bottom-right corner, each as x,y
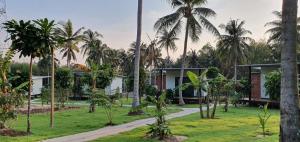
0,128 -> 28,137
128,110 -> 144,116
145,135 -> 187,142
18,106 -> 80,114
164,135 -> 188,142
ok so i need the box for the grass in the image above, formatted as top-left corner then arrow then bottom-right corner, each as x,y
1,105 -> 180,142
93,107 -> 279,142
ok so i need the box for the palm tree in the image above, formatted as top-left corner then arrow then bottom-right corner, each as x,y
4,20 -> 48,133
217,19 -> 253,82
154,0 -> 219,105
55,19 -> 84,67
280,0 -> 300,141
186,50 -> 199,68
265,11 -> 300,44
131,0 -> 143,111
34,18 -> 57,128
145,39 -> 163,85
157,29 -> 179,62
81,29 -> 105,64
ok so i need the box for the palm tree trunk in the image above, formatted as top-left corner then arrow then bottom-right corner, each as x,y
50,47 -> 55,128
206,87 -> 210,118
224,93 -> 229,112
132,0 -> 143,109
27,56 -> 33,134
178,20 -> 189,105
280,0 -> 300,141
198,89 -> 204,118
211,93 -> 218,119
234,57 -> 237,84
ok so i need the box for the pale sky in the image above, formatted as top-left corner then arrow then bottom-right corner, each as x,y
1,0 -> 297,65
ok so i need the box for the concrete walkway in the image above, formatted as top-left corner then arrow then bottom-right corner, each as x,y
43,108 -> 199,142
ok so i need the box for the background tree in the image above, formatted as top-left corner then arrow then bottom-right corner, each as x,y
280,0 -> 300,141
157,28 -> 178,66
154,0 -> 219,105
56,19 -> 84,67
217,19 -> 253,82
4,19 -> 48,133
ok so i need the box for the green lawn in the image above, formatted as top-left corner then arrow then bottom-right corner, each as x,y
1,106 -> 180,142
93,107 -> 279,142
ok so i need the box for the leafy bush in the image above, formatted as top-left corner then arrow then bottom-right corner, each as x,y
206,67 -> 220,79
55,67 -> 73,108
40,87 -> 50,106
264,71 -> 281,101
55,88 -> 70,109
145,85 -> 158,97
165,89 -> 174,103
55,67 -> 73,89
147,93 -> 171,140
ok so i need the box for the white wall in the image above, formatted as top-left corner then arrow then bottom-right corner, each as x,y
32,79 -> 43,95
105,77 -> 123,95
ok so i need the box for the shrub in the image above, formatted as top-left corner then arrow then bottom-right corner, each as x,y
55,67 -> 73,89
206,67 -> 220,79
147,93 -> 171,140
264,71 -> 281,101
40,87 -> 50,106
165,89 -> 174,103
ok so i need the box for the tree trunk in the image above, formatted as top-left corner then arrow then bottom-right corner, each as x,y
280,0 -> 300,141
224,94 -> 229,112
27,56 -> 33,134
206,88 -> 210,118
211,95 -> 218,119
132,0 -> 143,109
50,47 -> 55,128
198,89 -> 204,118
178,19 -> 189,105
234,57 -> 237,84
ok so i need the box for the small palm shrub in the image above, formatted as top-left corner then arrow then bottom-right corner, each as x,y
40,87 -> 50,106
258,103 -> 271,136
147,92 -> 171,140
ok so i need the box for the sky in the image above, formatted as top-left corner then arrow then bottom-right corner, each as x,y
0,0 -> 294,65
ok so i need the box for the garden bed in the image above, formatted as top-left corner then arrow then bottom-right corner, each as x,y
18,106 -> 81,114
0,128 -> 27,137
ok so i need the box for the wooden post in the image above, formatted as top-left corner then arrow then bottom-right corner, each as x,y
248,66 -> 252,101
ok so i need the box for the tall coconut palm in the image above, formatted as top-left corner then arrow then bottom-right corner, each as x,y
145,39 -> 163,69
81,29 -> 105,64
154,0 -> 219,105
145,39 -> 163,85
4,20 -> 49,133
217,19 -> 253,82
157,28 -> 179,61
280,0 -> 300,141
86,41 -> 109,65
186,50 -> 199,68
34,18 -> 57,128
131,0 -> 143,110
265,11 -> 300,44
55,20 -> 84,67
